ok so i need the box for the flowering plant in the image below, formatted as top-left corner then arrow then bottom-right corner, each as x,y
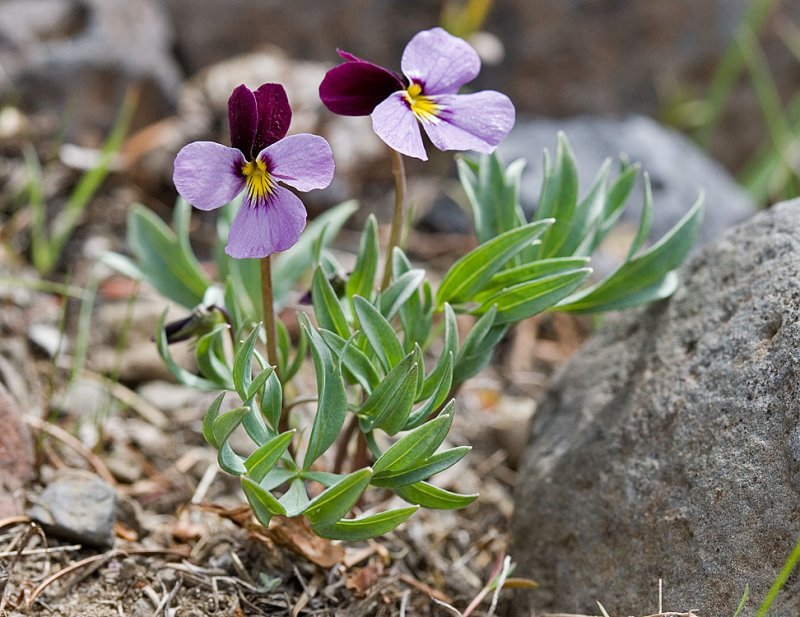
108,29 -> 702,542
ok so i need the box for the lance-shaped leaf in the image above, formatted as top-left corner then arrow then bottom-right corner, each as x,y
379,269 -> 426,321
592,160 -> 640,251
405,351 -> 453,430
477,268 -> 593,324
218,441 -> 246,475
372,446 -> 470,488
125,203 -> 212,309
626,171 -> 655,260
346,214 -> 379,301
241,476 -> 286,527
533,132 -> 579,258
244,431 -> 296,483
393,249 -> 434,352
436,220 -> 552,308
476,257 -> 591,301
312,506 -> 419,541
319,329 -> 381,393
558,195 -> 704,313
457,153 -> 527,243
353,296 -> 405,372
246,365 -> 275,402
233,326 -> 261,400
556,160 -> 609,258
195,324 -> 234,389
372,405 -> 455,475
358,352 -> 418,435
303,468 -> 373,526
453,305 -> 504,384
241,401 -> 272,446
299,315 -> 348,470
394,481 -> 477,510
260,369 -> 283,432
212,406 -> 248,446
202,392 -> 226,448
420,304 -> 458,401
312,266 -> 350,339
281,323 -> 307,383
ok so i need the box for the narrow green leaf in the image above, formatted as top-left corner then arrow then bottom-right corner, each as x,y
241,401 -> 272,446
303,468 -> 373,526
372,446 -> 471,488
212,406 -> 248,446
319,329 -> 381,393
476,257 -> 591,301
246,365 -> 275,402
359,353 -> 419,435
233,326 -> 261,400
202,392 -> 226,448
218,441 -> 246,475
195,324 -> 234,388
478,268 -> 593,324
244,431 -> 295,483
436,220 -> 553,307
556,159 -> 610,257
420,304 -> 458,400
241,476 -> 286,526
312,267 -> 350,339
127,204 -> 212,308
593,161 -> 640,251
535,132 -> 580,258
312,507 -> 419,541
626,172 -> 654,259
394,481 -> 478,510
559,196 -> 704,313
372,407 -> 455,475
260,370 -> 283,432
379,269 -> 426,321
353,296 -> 405,373
283,325 -> 307,383
299,315 -> 348,469
454,307 -> 507,384
346,214 -> 379,301
405,352 -> 453,430
303,471 -> 344,487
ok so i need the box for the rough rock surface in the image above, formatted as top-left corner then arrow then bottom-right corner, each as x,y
0,382 -> 34,517
511,200 -> 800,616
499,115 -> 755,247
29,469 -> 117,548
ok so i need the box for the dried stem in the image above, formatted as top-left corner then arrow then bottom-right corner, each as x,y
380,148 -> 407,290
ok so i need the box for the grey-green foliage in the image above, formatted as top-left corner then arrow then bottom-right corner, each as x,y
114,131 -> 702,542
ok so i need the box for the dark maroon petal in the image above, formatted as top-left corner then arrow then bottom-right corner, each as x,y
319,60 -> 405,116
227,84 -> 258,157
252,83 -> 292,154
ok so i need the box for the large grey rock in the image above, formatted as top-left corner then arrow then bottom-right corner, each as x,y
511,200 -> 800,616
500,115 -> 755,246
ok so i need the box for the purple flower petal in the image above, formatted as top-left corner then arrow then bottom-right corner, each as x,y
228,85 -> 258,157
252,83 -> 292,155
421,91 -> 515,154
262,134 -> 334,192
226,186 -> 307,258
401,27 -> 480,95
173,141 -> 245,211
371,92 -> 427,160
320,59 -> 405,116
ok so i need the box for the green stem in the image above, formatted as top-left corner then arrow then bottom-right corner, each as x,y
380,148 -> 407,290
260,256 -> 280,373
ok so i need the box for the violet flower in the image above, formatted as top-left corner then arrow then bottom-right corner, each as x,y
174,83 -> 334,259
319,27 -> 515,161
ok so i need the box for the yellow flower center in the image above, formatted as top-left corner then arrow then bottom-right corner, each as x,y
242,158 -> 275,202
404,82 -> 440,124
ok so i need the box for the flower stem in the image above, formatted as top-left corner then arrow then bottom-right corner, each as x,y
380,148 -> 407,290
260,256 -> 280,374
